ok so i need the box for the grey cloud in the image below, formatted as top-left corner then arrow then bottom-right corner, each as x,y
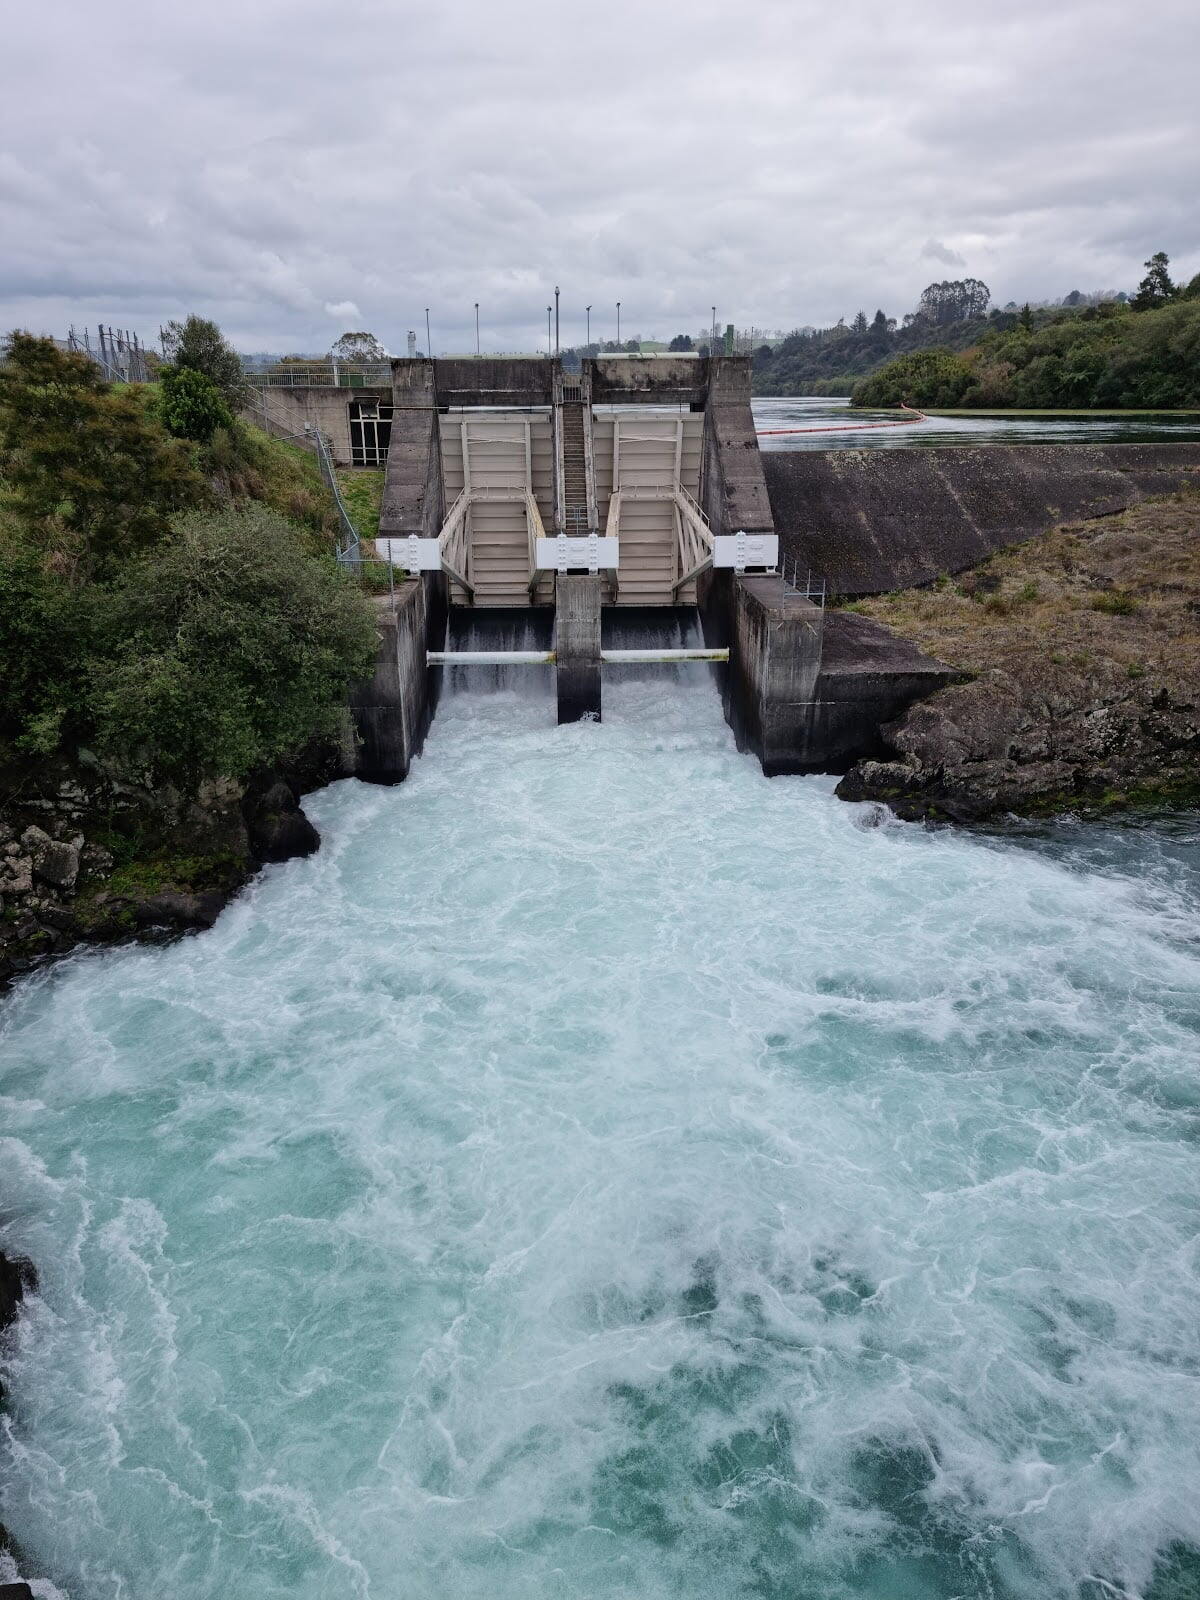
2,0 -> 1197,351
922,241 -> 967,269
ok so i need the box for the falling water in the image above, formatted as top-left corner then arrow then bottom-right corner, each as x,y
2,657 -> 1200,1600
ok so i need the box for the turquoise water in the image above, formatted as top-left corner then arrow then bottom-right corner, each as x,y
3,673 -> 1200,1599
753,396 -> 1200,449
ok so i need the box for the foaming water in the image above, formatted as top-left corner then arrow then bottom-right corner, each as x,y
3,674 -> 1200,1599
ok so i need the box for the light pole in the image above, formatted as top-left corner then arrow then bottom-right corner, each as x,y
547,306 -> 552,358
425,307 -> 431,359
554,285 -> 560,356
712,306 -> 716,350
616,301 -> 621,347
475,303 -> 480,359
586,305 -> 591,351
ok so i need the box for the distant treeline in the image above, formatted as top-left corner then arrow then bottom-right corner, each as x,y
751,254 -> 1200,403
852,260 -> 1200,410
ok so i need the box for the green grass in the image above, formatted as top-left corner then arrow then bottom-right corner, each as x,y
335,468 -> 385,541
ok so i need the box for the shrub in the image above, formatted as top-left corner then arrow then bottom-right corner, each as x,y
158,366 -> 233,442
851,348 -> 974,408
161,315 -> 248,409
0,543 -> 80,755
85,505 -> 378,782
1091,591 -> 1139,615
0,332 -> 204,572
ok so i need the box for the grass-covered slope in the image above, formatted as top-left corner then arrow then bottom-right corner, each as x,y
837,490 -> 1200,819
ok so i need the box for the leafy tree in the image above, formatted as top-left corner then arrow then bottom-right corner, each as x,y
86,505 -> 378,783
668,333 -> 694,351
157,366 -> 233,442
1019,303 -> 1034,332
161,315 -> 248,408
331,331 -> 387,361
1064,290 -> 1083,307
0,543 -> 80,756
850,348 -> 973,408
918,278 -> 991,325
1181,273 -> 1200,302
852,310 -> 869,334
871,309 -> 888,333
0,333 -> 203,573
1132,251 -> 1177,310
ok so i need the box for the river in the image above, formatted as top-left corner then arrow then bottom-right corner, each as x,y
753,396 -> 1200,449
2,668 -> 1200,1599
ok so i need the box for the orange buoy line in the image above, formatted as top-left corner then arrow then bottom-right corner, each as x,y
756,403 -> 926,437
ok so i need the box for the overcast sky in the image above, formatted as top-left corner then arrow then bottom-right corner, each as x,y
3,0 -> 1197,354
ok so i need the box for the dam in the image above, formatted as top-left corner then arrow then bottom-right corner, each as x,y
4,366 -> 1200,1600
256,355 -> 1200,785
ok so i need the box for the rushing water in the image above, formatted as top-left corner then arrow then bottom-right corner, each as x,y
753,396 -> 1200,450
3,667 -> 1200,1600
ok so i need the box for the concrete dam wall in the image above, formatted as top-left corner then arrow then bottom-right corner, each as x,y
763,442 -> 1200,595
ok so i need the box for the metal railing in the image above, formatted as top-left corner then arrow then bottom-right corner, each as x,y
307,426 -> 362,567
248,362 -> 393,389
780,555 -> 827,607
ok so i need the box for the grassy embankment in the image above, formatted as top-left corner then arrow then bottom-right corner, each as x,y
843,490 -> 1200,811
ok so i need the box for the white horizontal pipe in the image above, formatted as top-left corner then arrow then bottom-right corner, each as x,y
601,648 -> 729,663
427,650 -> 555,665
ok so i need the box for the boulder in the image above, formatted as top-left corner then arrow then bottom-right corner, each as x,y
20,826 -> 80,893
244,780 -> 320,864
133,891 -> 227,931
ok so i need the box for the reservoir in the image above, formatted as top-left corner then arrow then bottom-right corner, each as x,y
2,667 -> 1200,1598
753,395 -> 1200,449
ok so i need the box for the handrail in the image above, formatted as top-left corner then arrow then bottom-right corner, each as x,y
308,426 -> 362,567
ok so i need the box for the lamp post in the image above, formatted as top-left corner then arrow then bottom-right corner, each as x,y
475,303 -> 480,359
586,305 -> 591,351
425,307 -> 431,359
711,306 -> 716,350
554,285 -> 559,356
616,301 -> 621,347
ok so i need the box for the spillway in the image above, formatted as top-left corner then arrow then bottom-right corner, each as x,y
2,667 -> 1200,1599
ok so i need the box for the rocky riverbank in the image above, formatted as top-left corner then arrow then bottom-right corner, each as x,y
835,491 -> 1200,820
0,740 -> 347,989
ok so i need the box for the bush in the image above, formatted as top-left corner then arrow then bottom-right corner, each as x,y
0,332 -> 204,571
850,348 -> 974,408
161,315 -> 248,409
85,505 -> 378,782
158,366 -> 233,442
0,543 -> 80,756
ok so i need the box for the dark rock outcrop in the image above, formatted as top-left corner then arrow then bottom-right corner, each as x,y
838,665 -> 1200,821
244,780 -> 321,864
1,744 -> 343,988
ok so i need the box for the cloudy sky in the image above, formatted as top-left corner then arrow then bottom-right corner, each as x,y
3,0 -> 1197,354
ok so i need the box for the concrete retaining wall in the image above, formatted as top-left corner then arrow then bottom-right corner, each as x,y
243,386 -> 391,465
763,443 -> 1200,595
349,576 -> 445,783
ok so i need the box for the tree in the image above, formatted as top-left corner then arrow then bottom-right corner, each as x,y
157,366 -> 233,442
871,309 -> 888,333
86,506 -> 378,783
1064,290 -> 1084,307
852,310 -> 869,334
917,278 -> 991,325
1019,303 -> 1034,332
0,333 -> 203,573
331,331 -> 387,362
1132,252 -> 1176,310
161,315 -> 248,408
668,333 -> 694,351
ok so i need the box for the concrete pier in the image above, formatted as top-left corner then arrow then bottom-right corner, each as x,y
349,575 -> 445,783
553,575 -> 603,723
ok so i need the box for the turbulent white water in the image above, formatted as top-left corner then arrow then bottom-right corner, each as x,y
3,669 -> 1200,1600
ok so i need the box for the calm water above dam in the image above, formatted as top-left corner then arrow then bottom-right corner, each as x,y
3,672 -> 1200,1599
754,395 -> 1200,448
